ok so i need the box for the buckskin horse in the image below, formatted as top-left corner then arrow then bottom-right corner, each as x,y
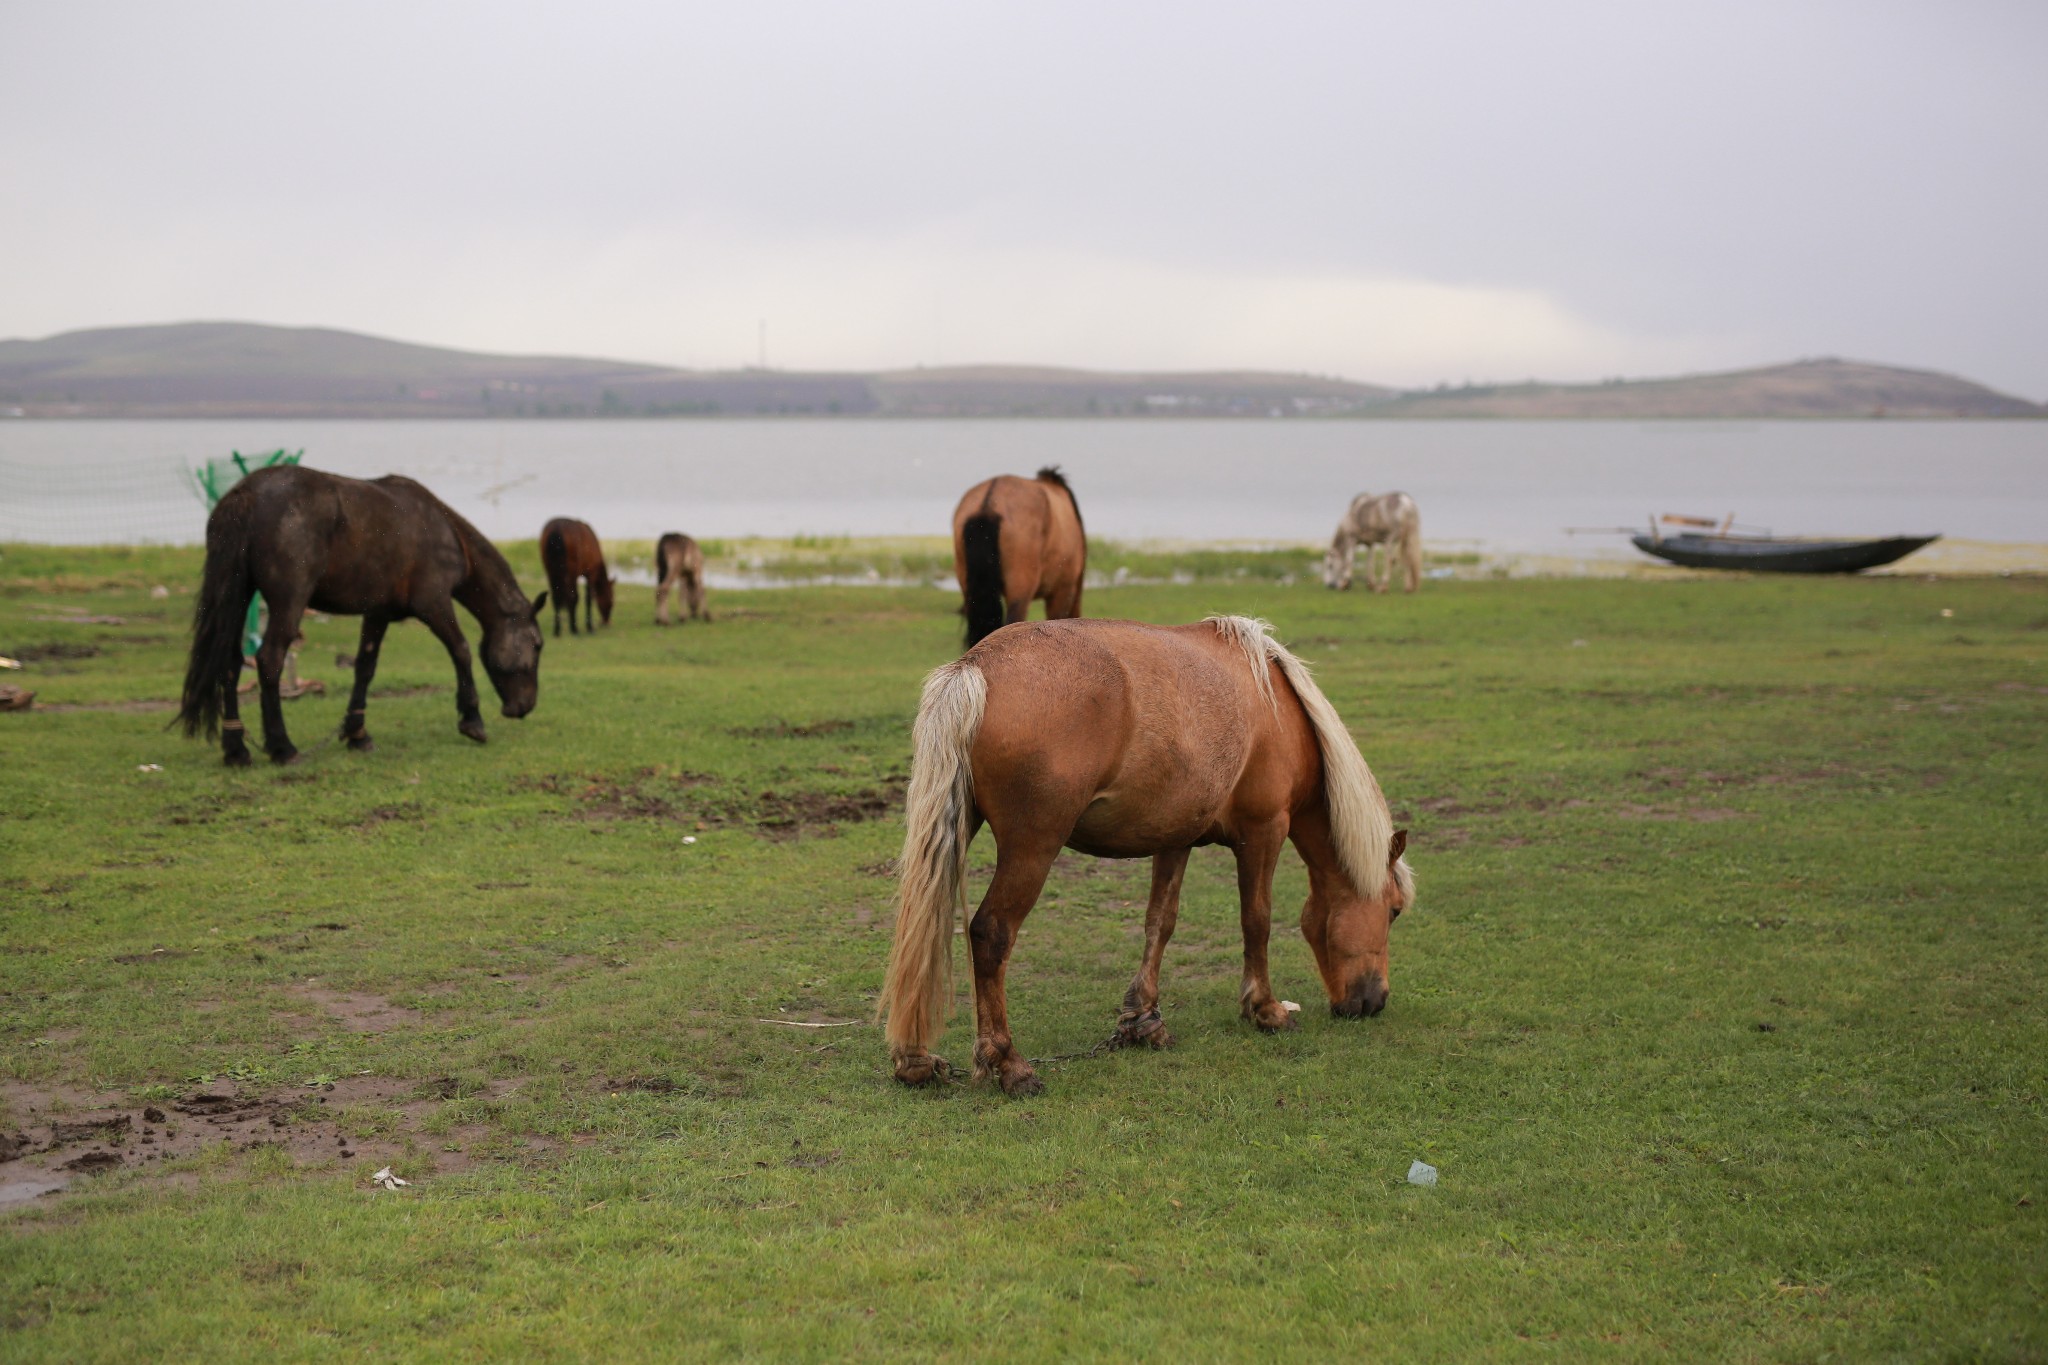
540,518 -> 614,636
1323,491 -> 1423,593
654,531 -> 709,625
177,465 -> 546,765
879,615 -> 1413,1095
950,466 -> 1086,648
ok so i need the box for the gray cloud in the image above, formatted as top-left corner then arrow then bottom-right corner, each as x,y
3,0 -> 2043,395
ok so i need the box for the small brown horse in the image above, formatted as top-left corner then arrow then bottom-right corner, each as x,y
880,615 -> 1413,1095
654,532 -> 709,625
540,518 -> 613,637
178,465 -> 546,765
950,466 -> 1086,648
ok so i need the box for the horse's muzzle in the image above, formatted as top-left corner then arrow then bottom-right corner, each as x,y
1332,977 -> 1388,1018
501,698 -> 535,719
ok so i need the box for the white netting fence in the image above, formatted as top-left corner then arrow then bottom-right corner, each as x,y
0,450 -> 301,545
0,456 -> 206,545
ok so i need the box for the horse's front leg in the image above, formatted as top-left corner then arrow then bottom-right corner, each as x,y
1234,819 -> 1296,1032
1117,848 -> 1188,1048
339,614 -> 391,752
254,597 -> 308,764
969,840 -> 1059,1096
1369,543 -> 1390,594
419,605 -> 488,743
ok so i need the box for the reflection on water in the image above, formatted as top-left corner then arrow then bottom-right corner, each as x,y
2,418 -> 2043,553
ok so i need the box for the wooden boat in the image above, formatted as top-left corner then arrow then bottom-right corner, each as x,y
1630,514 -> 1937,574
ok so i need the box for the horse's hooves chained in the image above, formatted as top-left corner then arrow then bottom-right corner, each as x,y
893,1052 -> 953,1087
459,719 -> 488,744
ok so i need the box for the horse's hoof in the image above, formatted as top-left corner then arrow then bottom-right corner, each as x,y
999,1066 -> 1044,1098
893,1052 -> 950,1087
346,734 -> 375,752
1115,1010 -> 1173,1050
223,749 -> 252,768
269,749 -> 301,766
458,719 -> 488,744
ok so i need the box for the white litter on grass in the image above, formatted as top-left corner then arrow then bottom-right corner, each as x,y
370,1167 -> 411,1190
682,836 -> 697,845
1407,1160 -> 1438,1187
0,657 -> 21,670
1280,1000 -> 1301,1014
150,585 -> 170,599
137,763 -> 163,773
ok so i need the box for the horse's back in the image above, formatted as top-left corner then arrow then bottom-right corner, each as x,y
968,619 -> 1306,852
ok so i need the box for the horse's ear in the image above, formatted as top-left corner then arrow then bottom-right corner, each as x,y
1388,828 -> 1408,864
531,591 -> 549,618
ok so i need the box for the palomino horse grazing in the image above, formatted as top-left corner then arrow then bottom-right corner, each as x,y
178,466 -> 546,765
880,615 -> 1413,1095
654,532 -> 709,625
950,466 -> 1086,648
1324,491 -> 1423,593
540,518 -> 614,637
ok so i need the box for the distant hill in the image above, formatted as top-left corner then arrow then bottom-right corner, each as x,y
0,322 -> 2037,419
0,322 -> 1388,419
1361,358 -> 2044,419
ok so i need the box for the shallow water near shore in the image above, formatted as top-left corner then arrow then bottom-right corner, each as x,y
3,419 -> 2044,561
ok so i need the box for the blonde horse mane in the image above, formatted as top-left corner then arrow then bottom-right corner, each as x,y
1206,615 -> 1395,899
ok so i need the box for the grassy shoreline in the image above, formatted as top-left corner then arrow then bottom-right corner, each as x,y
2,546 -> 2044,1359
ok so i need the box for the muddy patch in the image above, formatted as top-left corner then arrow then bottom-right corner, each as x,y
729,718 -> 857,739
1616,802 -> 1747,823
4,642 -> 103,663
516,768 -> 904,839
342,800 -> 428,832
111,947 -> 194,965
35,697 -> 180,714
288,984 -> 424,1034
0,1074 -> 522,1216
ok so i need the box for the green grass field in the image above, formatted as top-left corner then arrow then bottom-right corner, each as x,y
2,543 -> 2044,1360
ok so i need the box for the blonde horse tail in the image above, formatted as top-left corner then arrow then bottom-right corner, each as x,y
1259,630 -> 1394,899
879,658 -> 988,1060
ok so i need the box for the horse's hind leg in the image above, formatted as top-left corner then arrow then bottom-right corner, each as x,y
583,577 -> 594,634
1117,848 -> 1188,1049
687,572 -> 708,622
654,573 -> 671,626
254,593 -> 309,764
218,673 -> 252,767
339,613 -> 391,752
968,837 -> 1061,1096
1234,818 -> 1297,1032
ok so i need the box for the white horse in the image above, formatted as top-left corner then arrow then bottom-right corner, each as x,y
1323,492 -> 1422,593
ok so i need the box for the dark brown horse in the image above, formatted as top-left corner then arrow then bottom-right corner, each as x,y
880,615 -> 1413,1095
654,532 -> 709,625
178,465 -> 546,765
540,518 -> 613,637
950,466 -> 1086,648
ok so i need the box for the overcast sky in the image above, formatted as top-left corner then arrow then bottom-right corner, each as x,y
3,1 -> 2044,395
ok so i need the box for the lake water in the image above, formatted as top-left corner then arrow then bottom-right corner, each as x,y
1,418 -> 2042,556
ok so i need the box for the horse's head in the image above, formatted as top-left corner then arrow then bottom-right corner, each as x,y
482,592 -> 547,718
1322,542 -> 1353,590
1301,829 -> 1410,1017
594,570 -> 615,626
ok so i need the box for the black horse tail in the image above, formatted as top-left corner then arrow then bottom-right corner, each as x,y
542,523 -> 567,581
178,501 -> 256,739
655,536 -> 673,586
961,513 -> 1005,649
